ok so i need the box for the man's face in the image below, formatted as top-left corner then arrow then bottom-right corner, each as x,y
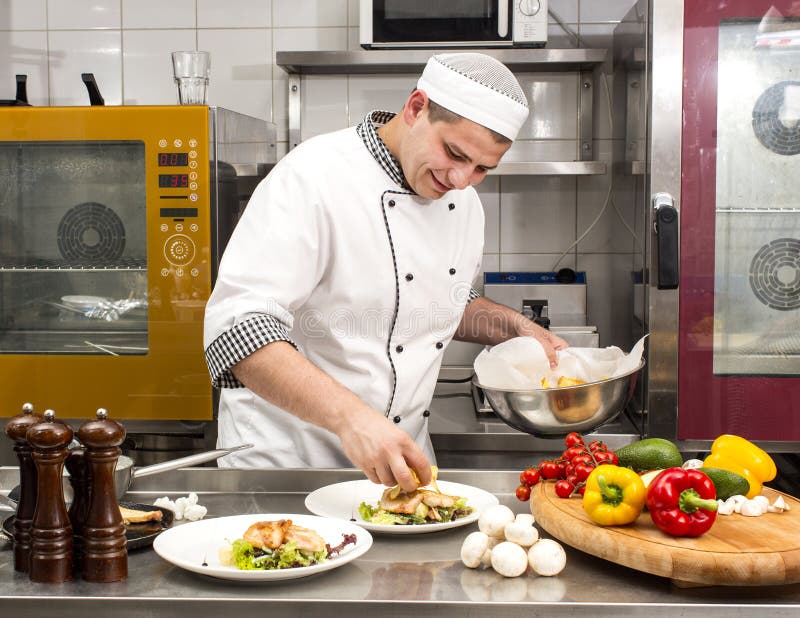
399,108 -> 511,200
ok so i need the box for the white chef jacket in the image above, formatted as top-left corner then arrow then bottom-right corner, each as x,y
204,111 -> 485,468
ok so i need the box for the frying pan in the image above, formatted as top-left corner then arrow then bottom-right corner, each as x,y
5,443 -> 253,503
111,443 -> 252,500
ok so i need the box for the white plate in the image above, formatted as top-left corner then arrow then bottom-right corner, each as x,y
305,480 -> 499,535
152,513 -> 372,581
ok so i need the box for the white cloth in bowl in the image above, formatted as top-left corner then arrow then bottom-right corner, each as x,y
474,335 -> 647,390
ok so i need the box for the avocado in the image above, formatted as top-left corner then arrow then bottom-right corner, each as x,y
698,467 -> 750,500
615,438 -> 683,473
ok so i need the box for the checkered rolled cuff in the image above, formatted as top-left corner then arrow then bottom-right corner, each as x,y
205,314 -> 297,388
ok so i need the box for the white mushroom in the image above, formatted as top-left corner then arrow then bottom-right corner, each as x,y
503,520 -> 540,547
460,531 -> 491,568
752,495 -> 770,514
490,541 -> 529,578
527,539 -> 567,577
682,459 -> 704,470
479,546 -> 493,568
725,495 -> 747,513
514,513 -> 535,526
740,499 -> 764,517
716,499 -> 734,515
768,495 -> 788,513
478,504 -> 515,539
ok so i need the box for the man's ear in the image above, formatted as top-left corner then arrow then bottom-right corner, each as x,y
402,89 -> 428,125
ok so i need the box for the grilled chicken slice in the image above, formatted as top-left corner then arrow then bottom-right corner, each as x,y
243,519 -> 292,549
420,490 -> 457,509
285,524 -> 326,553
243,519 -> 326,553
379,487 -> 425,514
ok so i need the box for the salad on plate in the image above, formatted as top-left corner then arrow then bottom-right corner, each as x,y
358,466 -> 474,525
218,519 -> 356,570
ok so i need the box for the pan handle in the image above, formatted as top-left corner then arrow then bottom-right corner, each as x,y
130,443 -> 254,479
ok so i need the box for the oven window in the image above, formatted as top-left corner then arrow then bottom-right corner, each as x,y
712,20 -> 800,375
0,140 -> 148,355
373,0 -> 504,43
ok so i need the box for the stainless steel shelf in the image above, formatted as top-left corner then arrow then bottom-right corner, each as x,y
277,49 -> 608,173
491,160 -> 607,175
276,48 -> 608,74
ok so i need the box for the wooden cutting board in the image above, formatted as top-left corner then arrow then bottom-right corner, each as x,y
530,482 -> 800,586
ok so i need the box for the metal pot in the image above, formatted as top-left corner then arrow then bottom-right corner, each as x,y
111,443 -> 252,500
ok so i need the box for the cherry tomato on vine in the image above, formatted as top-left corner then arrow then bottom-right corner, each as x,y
554,480 -> 574,499
572,454 -> 594,467
588,440 -> 607,452
565,432 -> 584,447
540,461 -> 560,480
576,484 -> 586,496
574,463 -> 595,482
563,446 -> 587,460
516,484 -> 532,501
594,451 -> 619,465
520,467 -> 541,486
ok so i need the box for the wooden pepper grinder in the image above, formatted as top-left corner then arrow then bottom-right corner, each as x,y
77,408 -> 127,583
3,402 -> 43,572
65,447 -> 88,574
27,409 -> 74,583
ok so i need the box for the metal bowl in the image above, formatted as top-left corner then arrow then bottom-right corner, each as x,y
473,360 -> 645,437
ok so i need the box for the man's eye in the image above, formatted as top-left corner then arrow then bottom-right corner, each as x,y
446,146 -> 464,161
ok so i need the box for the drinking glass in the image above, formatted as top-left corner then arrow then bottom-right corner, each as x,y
171,51 -> 210,105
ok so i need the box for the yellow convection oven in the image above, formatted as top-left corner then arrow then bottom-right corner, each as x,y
0,105 -> 274,421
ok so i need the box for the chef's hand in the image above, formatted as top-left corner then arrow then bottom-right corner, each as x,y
335,407 -> 432,492
514,318 -> 569,369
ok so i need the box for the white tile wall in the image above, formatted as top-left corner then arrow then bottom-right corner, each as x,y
272,27 -> 348,138
0,0 -> 47,30
575,140 -> 637,253
122,30 -> 197,105
123,0 -> 196,29
47,0 -> 121,30
580,0 -> 638,24
499,175 -> 577,254
0,31 -> 49,105
198,0 -> 271,29
273,0 -> 347,28
48,29 -> 122,105
0,0 -> 643,354
517,72 -> 580,140
198,28 -> 271,120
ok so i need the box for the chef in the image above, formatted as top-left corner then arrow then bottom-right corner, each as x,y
204,52 -> 568,491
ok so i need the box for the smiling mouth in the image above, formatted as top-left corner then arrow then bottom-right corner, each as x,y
431,173 -> 450,193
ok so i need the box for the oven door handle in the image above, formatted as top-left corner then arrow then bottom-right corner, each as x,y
497,0 -> 509,38
653,192 -> 679,290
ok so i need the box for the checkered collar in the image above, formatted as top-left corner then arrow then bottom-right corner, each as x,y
356,110 -> 409,190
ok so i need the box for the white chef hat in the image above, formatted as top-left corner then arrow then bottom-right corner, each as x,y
417,53 -> 529,141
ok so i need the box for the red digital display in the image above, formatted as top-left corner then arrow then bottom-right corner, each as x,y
158,152 -> 189,166
158,174 -> 189,188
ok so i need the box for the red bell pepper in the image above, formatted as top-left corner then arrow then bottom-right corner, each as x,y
645,468 -> 718,537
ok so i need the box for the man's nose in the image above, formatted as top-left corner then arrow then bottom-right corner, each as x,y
446,165 -> 471,190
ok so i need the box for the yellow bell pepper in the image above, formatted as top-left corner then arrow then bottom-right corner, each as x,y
703,434 -> 776,498
582,464 -> 646,526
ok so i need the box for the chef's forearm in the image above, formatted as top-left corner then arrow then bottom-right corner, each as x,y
230,341 -> 371,435
454,296 -> 538,345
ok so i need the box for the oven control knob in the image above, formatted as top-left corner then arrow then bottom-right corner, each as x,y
518,0 -> 542,16
164,233 -> 196,266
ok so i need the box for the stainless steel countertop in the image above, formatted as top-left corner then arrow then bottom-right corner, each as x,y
1,467 -> 799,617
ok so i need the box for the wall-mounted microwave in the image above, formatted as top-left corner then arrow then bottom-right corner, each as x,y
360,0 -> 548,49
